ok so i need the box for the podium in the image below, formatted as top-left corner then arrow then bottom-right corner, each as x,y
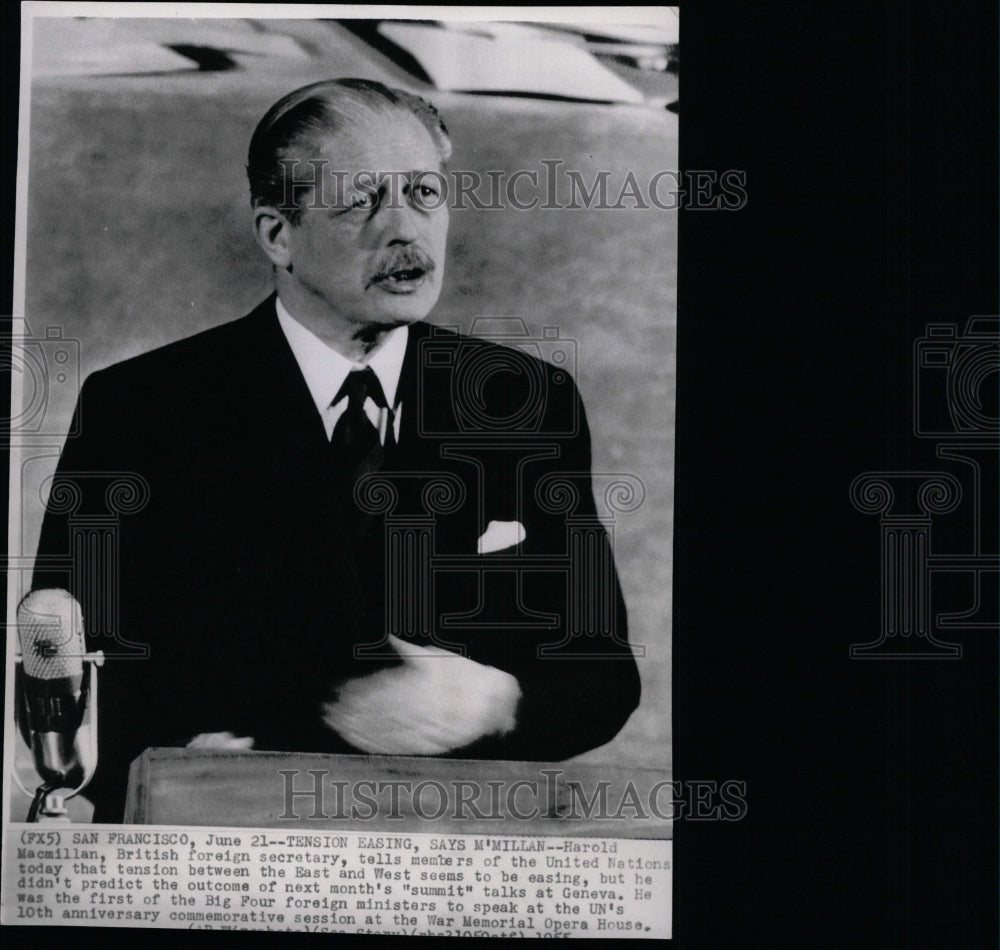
124,749 -> 672,838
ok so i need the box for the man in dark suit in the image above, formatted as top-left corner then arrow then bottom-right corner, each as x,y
31,79 -> 640,821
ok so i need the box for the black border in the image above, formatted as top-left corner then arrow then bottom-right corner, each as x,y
674,2 -> 997,947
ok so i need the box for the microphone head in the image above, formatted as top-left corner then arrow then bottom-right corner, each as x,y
17,589 -> 85,681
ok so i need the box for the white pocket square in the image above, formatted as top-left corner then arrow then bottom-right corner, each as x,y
477,520 -> 526,554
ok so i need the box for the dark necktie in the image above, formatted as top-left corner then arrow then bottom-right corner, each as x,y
330,368 -> 397,626
329,366 -> 395,511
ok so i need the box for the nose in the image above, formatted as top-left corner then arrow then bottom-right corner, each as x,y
374,195 -> 424,246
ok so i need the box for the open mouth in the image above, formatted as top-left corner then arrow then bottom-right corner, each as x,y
372,265 -> 430,292
382,266 -> 425,283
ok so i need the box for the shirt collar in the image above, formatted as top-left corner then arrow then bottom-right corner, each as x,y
276,297 -> 409,414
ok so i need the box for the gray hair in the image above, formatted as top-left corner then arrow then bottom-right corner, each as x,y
247,78 -> 452,223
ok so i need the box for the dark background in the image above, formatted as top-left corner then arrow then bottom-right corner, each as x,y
3,2 -> 997,949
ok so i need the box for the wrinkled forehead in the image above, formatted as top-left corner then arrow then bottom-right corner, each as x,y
297,110 -> 445,176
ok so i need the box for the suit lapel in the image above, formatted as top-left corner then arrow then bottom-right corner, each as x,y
395,319 -> 428,452
392,321 -> 484,548
239,296 -> 370,617
241,296 -> 331,451
394,319 -> 455,459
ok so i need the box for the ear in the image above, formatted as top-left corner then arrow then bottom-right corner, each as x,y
252,206 -> 293,269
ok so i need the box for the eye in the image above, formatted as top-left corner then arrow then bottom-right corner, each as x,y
411,181 -> 442,208
351,191 -> 377,210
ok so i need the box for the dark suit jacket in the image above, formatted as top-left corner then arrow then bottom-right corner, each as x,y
32,296 -> 640,820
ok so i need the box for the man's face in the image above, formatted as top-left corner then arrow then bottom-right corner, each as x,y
281,111 -> 450,331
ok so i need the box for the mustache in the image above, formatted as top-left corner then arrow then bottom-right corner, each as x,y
368,246 -> 437,286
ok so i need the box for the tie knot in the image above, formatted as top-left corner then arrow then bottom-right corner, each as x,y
336,366 -> 390,411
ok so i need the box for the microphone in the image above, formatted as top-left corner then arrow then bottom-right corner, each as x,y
16,589 -> 100,795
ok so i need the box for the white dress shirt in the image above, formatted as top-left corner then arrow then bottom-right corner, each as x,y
276,297 -> 407,444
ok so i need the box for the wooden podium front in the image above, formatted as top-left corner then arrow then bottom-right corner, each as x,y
124,749 -> 672,838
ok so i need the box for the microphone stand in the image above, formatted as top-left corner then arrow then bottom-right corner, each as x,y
25,780 -> 60,823
13,650 -> 105,822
